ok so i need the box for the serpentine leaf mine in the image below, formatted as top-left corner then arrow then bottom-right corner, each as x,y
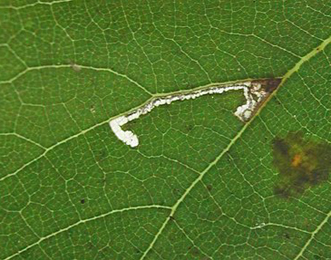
110,79 -> 281,147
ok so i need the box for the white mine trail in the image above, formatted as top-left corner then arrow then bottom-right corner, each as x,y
110,82 -> 268,147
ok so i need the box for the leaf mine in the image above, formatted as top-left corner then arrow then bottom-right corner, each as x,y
110,79 -> 281,147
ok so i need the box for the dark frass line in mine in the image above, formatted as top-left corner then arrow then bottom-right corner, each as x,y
109,78 -> 282,147
241,77 -> 282,121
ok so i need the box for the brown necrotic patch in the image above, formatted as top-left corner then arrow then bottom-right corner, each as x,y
252,78 -> 282,94
272,132 -> 331,199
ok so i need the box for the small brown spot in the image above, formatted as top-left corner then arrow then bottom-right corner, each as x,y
80,199 -> 85,204
206,184 -> 213,191
186,124 -> 193,132
284,233 -> 290,239
190,247 -> 200,256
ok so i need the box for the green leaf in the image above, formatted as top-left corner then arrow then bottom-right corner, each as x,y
1,1 -> 330,259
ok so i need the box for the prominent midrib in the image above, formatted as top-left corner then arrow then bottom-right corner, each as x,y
1,75 -> 265,183
4,34 -> 329,182
2,34 -> 330,259
139,35 -> 331,259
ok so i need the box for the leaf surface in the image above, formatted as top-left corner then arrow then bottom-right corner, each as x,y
0,1 -> 330,259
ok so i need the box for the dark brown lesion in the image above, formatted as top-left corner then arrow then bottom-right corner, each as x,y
264,78 -> 282,93
271,132 -> 331,199
252,78 -> 282,94
238,78 -> 282,123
